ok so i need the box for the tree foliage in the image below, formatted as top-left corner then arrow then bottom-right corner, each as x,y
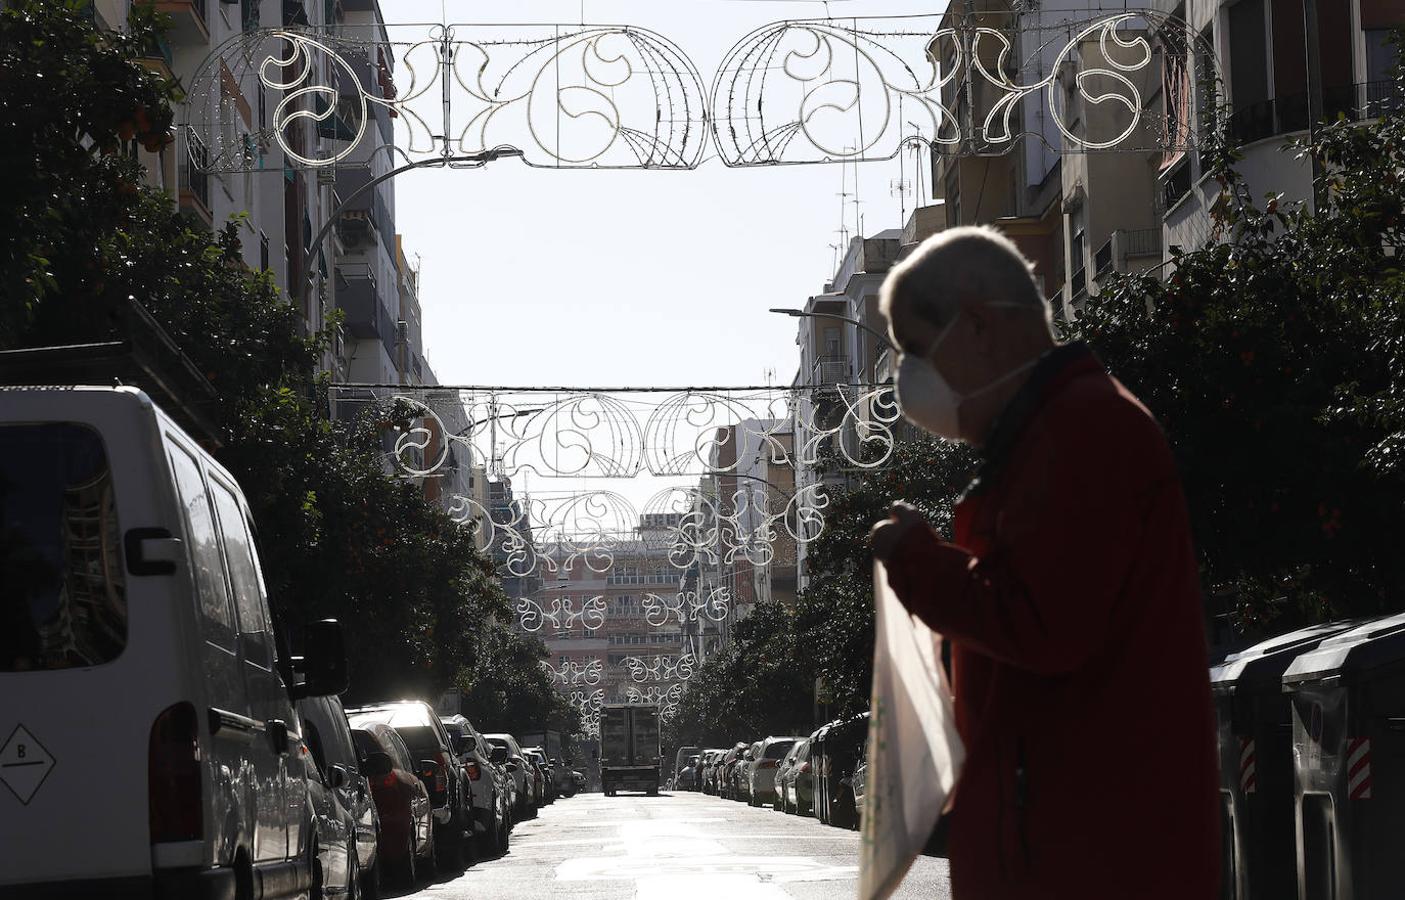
0,2 -> 571,725
1073,74 -> 1405,636
675,79 -> 1405,732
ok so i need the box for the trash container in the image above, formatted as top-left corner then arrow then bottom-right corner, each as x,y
1210,622 -> 1360,900
1282,613 -> 1405,900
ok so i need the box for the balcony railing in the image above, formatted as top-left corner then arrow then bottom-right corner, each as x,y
1094,239 -> 1113,276
1070,267 -> 1086,301
181,130 -> 211,220
154,0 -> 208,42
336,264 -> 395,355
1229,82 -> 1405,145
811,355 -> 851,387
1160,157 -> 1192,212
1116,227 -> 1162,260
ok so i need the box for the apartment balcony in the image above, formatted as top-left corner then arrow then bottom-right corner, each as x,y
1229,82 -> 1404,146
1070,267 -> 1087,303
810,355 -> 851,388
1160,157 -> 1193,213
137,33 -> 174,79
179,131 -> 212,226
334,170 -> 393,250
1091,228 -> 1163,290
154,0 -> 209,44
335,264 -> 396,355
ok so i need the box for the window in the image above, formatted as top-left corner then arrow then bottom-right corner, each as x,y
209,479 -> 273,668
0,424 -> 126,671
170,446 -> 236,649
259,232 -> 270,272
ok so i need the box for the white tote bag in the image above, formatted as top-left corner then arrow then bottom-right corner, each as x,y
857,561 -> 965,900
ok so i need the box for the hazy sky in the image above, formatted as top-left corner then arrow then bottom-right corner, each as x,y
387,0 -> 949,391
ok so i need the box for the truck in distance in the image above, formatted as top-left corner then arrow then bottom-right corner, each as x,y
600,704 -> 661,797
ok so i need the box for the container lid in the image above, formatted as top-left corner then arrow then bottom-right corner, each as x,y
1209,620 -> 1362,693
1283,613 -> 1405,687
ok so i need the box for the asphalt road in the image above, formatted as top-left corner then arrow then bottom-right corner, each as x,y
391,791 -> 951,900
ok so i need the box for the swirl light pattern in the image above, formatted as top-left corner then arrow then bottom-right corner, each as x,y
626,682 -> 684,718
336,385 -> 897,480
183,12 -> 1216,174
713,10 -> 1214,163
543,657 -> 603,686
643,588 -> 732,626
516,595 -> 608,633
331,384 -> 886,581
183,23 -> 707,173
622,653 -> 696,683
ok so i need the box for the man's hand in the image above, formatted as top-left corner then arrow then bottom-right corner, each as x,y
869,501 -> 928,563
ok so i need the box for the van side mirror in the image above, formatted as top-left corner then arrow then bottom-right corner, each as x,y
292,619 -> 349,699
489,746 -> 508,765
328,764 -> 349,789
363,751 -> 393,778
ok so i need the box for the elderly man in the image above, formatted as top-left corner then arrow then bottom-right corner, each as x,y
871,227 -> 1219,899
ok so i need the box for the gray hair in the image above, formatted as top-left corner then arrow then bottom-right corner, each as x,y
879,226 -> 1051,336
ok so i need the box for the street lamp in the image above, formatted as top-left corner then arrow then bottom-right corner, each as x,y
768,307 -> 896,353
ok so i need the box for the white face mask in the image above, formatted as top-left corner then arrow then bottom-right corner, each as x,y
895,306 -> 1040,440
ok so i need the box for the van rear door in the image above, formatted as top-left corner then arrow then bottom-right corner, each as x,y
0,393 -> 183,887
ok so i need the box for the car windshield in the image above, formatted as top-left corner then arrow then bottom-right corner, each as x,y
0,423 -> 125,672
347,704 -> 433,728
764,740 -> 795,759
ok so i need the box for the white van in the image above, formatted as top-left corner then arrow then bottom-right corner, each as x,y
0,386 -> 348,898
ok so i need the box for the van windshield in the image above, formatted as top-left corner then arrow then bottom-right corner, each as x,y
0,424 -> 125,672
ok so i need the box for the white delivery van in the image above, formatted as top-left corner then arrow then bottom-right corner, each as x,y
0,386 -> 348,898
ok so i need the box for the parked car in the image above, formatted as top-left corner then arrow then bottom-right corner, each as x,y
525,747 -> 557,804
677,755 -> 702,791
847,759 -> 868,825
0,388 -> 349,897
298,694 -> 381,896
442,714 -> 511,856
814,712 -> 868,829
777,737 -> 815,815
736,741 -> 763,802
773,741 -> 800,812
673,745 -> 701,789
347,701 -> 472,871
525,751 -> 548,806
719,743 -> 747,799
351,722 -> 434,888
701,749 -> 727,795
484,733 -> 536,819
747,736 -> 800,807
553,757 -> 577,797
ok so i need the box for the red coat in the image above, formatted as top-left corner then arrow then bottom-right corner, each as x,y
887,344 -> 1220,900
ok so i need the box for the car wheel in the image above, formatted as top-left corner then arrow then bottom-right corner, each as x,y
423,827 -> 437,882
436,825 -> 463,874
394,834 -> 416,890
308,834 -> 325,900
361,849 -> 381,900
497,815 -> 511,855
346,845 -> 361,900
